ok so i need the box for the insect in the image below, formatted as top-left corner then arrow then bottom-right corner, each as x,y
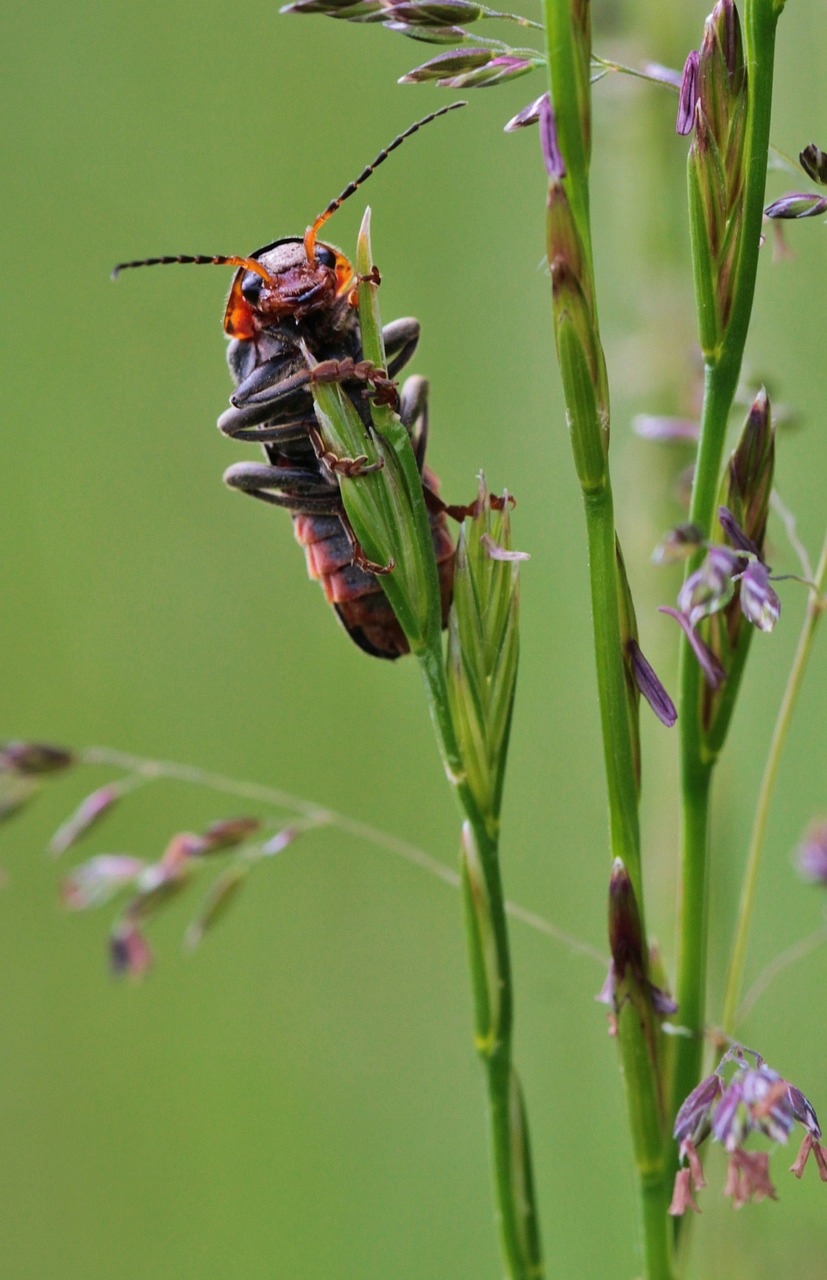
114,103 -> 467,659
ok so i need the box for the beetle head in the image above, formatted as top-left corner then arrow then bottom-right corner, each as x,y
223,237 -> 354,339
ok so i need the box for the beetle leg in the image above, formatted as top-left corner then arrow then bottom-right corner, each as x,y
305,421 -> 384,479
355,265 -> 382,287
398,375 -> 429,467
422,485 -> 479,523
308,358 -> 398,411
232,364 -> 315,409
233,357 -> 398,413
383,317 -> 421,378
217,403 -> 315,444
223,461 -> 339,510
422,486 -> 515,522
232,355 -> 298,406
338,507 -> 394,576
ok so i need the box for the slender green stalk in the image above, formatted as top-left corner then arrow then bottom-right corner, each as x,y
721,0 -> 780,368
671,0 -> 782,1133
543,0 -> 592,266
721,533 -> 827,1034
615,999 -> 675,1280
671,362 -> 738,1123
584,487 -> 643,886
610,862 -> 675,1278
419,653 -> 543,1280
542,2 -> 673,1275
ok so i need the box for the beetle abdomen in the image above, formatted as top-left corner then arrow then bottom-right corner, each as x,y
292,467 -> 454,659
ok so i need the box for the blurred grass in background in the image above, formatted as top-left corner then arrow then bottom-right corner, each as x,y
1,1 -> 825,1275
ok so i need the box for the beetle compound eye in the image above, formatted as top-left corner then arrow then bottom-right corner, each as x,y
314,245 -> 337,269
241,271 -> 264,305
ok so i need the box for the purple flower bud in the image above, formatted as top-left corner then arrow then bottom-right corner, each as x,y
660,608 -> 728,689
110,923 -> 153,978
49,784 -> 121,857
608,858 -> 644,981
436,54 -> 535,89
800,143 -> 827,186
717,505 -> 760,557
712,1076 -> 750,1151
677,547 -> 738,624
397,46 -> 491,81
385,21 -> 467,41
651,523 -> 705,566
726,390 -> 774,558
676,50 -> 700,135
674,1072 -> 724,1146
598,949 -> 675,1025
262,824 -> 307,856
765,191 -> 827,219
697,0 -> 745,140
632,415 -> 700,443
120,835 -> 196,925
718,0 -> 744,92
783,1081 -> 821,1139
281,0 -> 384,15
627,640 -> 677,726
503,93 -> 547,133
539,94 -> 565,179
196,816 -> 261,855
186,862 -> 250,950
742,1067 -> 795,1144
796,821 -> 827,886
648,977 -> 678,1015
157,832 -> 204,872
62,855 -> 146,910
0,741 -> 74,775
383,0 -> 482,24
739,561 -> 781,632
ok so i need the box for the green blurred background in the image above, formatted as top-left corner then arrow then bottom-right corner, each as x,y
2,1 -> 826,1276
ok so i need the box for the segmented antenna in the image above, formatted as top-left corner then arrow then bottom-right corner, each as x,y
111,254 -> 274,283
303,101 -> 467,261
112,102 -> 466,282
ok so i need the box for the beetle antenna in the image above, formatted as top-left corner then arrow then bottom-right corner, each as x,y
111,254 -> 275,284
303,101 -> 467,261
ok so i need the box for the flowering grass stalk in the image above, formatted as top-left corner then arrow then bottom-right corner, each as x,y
1,740 -> 605,961
671,0 -> 784,1158
540,2 -> 677,1275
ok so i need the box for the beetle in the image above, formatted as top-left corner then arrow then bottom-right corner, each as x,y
114,104 -> 467,659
